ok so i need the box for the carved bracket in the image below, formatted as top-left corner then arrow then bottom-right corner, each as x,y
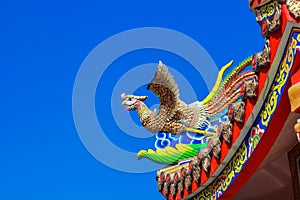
228,102 -> 246,123
287,0 -> 300,19
255,1 -> 282,37
241,75 -> 259,99
208,137 -> 222,159
192,166 -> 201,185
198,148 -> 211,173
252,40 -> 270,71
218,121 -> 233,144
157,172 -> 165,192
163,174 -> 171,197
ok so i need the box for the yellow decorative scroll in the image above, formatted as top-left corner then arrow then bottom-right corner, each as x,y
261,33 -> 299,126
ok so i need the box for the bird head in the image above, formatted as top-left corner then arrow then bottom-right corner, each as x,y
121,93 -> 148,111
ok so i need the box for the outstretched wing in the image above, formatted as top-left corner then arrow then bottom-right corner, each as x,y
147,61 -> 180,121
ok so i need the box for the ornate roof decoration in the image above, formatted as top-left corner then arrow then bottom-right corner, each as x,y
287,0 -> 300,19
120,0 -> 300,199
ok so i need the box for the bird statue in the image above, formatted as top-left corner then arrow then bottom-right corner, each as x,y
121,59 -> 257,164
121,61 -> 208,135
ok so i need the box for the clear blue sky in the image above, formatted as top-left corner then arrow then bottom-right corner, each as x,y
1,1 -> 263,199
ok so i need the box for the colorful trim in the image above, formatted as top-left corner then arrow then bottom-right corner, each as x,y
189,28 -> 300,200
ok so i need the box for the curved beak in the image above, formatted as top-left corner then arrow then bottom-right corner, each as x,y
121,100 -> 126,105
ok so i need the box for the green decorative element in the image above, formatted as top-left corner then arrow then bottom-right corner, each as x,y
189,143 -> 208,150
222,56 -> 253,87
123,56 -> 254,164
201,60 -> 233,105
201,56 -> 253,105
137,143 -> 207,165
251,135 -> 261,150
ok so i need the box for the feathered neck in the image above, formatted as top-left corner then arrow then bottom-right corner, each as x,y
136,101 -> 152,121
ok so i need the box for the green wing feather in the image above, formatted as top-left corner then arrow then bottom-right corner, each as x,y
201,55 -> 253,105
137,143 -> 207,165
221,55 -> 253,89
201,60 -> 233,105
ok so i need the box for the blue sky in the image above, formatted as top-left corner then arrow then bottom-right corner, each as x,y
1,1 -> 264,199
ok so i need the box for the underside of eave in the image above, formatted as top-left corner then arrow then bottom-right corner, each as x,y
233,112 -> 299,200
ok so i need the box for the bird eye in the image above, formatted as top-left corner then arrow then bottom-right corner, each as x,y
127,97 -> 132,101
